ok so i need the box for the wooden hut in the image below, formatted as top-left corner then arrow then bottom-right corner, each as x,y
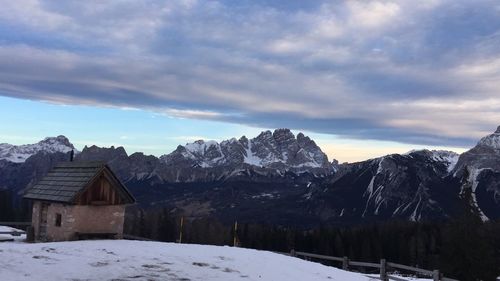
23,162 -> 135,242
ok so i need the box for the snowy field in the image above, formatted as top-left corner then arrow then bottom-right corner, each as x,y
0,239 -> 432,281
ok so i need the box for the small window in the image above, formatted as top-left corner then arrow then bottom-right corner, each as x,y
55,213 -> 62,227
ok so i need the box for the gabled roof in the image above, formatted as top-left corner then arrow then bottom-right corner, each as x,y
23,161 -> 135,204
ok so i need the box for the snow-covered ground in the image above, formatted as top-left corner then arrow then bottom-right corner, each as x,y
0,240 -> 431,281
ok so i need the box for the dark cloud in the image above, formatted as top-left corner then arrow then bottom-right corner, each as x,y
0,0 -> 499,146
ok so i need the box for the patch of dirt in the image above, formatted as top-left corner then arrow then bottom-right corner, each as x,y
142,264 -> 162,269
89,261 -> 109,267
99,249 -> 116,255
42,247 -> 57,253
192,262 -> 210,267
32,255 -> 52,260
222,267 -> 239,273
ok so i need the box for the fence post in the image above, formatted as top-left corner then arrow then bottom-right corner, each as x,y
178,216 -> 184,243
342,256 -> 349,270
433,269 -> 440,281
380,259 -> 387,281
290,249 -> 296,257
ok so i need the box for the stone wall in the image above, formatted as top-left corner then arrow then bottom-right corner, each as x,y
31,201 -> 41,240
31,201 -> 126,242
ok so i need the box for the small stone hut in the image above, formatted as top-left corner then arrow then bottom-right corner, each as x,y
24,162 -> 135,242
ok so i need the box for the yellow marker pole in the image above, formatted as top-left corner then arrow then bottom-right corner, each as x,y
233,221 -> 238,247
179,216 -> 184,243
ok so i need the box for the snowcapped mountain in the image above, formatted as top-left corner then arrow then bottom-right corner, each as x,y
315,127 -> 500,224
59,129 -> 333,183
405,149 -> 460,172
0,136 -> 75,163
478,125 -> 500,149
448,126 -> 500,221
453,126 -> 500,176
315,149 -> 463,223
428,150 -> 460,172
1,126 -> 500,226
160,129 -> 331,171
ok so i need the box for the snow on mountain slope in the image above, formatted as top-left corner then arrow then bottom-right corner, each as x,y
0,240 -> 404,281
404,149 -> 459,172
477,125 -> 500,150
429,150 -> 460,172
182,140 -> 225,167
161,129 -> 332,170
0,136 -> 75,163
451,127 -> 500,180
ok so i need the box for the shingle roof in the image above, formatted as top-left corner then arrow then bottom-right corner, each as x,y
23,161 -> 135,204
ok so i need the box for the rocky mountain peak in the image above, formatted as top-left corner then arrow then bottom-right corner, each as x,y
0,135 -> 75,163
255,130 -> 273,141
477,129 -> 500,150
77,145 -> 128,162
41,135 -> 74,148
296,132 -> 315,146
238,136 -> 249,145
160,129 -> 333,171
452,127 -> 500,179
426,150 -> 460,172
272,128 -> 295,142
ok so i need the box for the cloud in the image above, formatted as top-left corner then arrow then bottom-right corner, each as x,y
0,0 -> 500,148
166,136 -> 211,143
162,109 -> 225,119
346,1 -> 401,29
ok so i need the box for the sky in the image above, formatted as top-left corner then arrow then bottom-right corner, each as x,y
0,0 -> 499,163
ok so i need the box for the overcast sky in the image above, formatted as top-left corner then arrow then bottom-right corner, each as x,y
1,0 -> 499,162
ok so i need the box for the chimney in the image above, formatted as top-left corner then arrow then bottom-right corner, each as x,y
70,150 -> 74,162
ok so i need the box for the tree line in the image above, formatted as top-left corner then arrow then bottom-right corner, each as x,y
124,207 -> 500,281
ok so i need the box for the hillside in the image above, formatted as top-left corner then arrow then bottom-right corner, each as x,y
0,240 -> 428,281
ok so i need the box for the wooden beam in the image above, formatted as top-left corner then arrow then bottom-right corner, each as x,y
294,251 -> 344,262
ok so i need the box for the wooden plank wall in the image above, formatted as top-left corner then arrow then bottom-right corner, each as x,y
75,173 -> 123,205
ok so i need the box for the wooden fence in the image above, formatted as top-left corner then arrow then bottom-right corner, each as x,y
286,250 -> 459,281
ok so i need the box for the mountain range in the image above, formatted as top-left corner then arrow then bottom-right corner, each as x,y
1,127 -> 499,227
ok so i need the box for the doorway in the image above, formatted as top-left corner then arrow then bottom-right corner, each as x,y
39,203 -> 49,241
